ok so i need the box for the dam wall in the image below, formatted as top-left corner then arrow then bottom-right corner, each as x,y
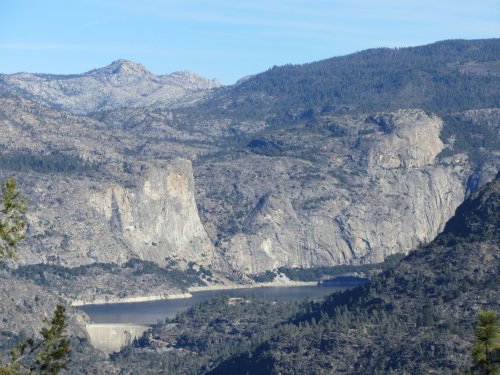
85,323 -> 150,353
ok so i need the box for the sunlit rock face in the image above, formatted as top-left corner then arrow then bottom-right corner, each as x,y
15,159 -> 216,269
0,60 -> 221,114
208,110 -> 471,273
89,160 -> 216,266
359,109 -> 444,169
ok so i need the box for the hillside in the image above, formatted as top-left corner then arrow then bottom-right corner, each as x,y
205,38 -> 500,122
108,173 -> 499,374
209,173 -> 500,374
0,39 -> 497,295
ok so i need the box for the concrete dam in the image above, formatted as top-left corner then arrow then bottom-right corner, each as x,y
85,324 -> 150,353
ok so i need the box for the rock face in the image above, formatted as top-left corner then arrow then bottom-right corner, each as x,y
13,160 -> 215,269
198,110 -> 471,273
359,110 -> 444,169
88,160 -> 216,266
0,60 -> 221,114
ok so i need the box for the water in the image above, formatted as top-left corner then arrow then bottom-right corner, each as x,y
79,285 -> 349,324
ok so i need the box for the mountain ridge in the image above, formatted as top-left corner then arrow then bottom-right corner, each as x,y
0,60 -> 221,114
198,38 -> 500,123
0,38 -> 498,279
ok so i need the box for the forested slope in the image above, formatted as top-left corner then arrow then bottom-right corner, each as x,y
191,38 -> 500,124
106,173 -> 499,374
208,173 -> 500,374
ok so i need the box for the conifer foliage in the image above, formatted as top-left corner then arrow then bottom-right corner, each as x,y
0,178 -> 70,374
1,305 -> 70,374
471,310 -> 500,375
0,178 -> 27,261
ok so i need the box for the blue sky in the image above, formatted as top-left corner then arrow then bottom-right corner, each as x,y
0,0 -> 498,84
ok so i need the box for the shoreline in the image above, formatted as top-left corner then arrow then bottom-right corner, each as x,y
71,280 -> 319,307
70,292 -> 192,307
187,280 -> 318,293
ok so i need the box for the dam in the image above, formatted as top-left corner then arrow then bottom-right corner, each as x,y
85,323 -> 150,353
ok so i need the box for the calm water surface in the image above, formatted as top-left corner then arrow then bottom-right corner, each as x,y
79,285 -> 348,324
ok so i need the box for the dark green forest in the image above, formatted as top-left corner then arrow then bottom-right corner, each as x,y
0,150 -> 100,175
189,39 -> 500,124
11,258 -> 213,294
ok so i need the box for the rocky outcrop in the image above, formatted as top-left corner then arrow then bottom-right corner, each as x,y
0,60 -> 221,114
89,160 -> 216,266
359,110 -> 444,169
200,110 -> 472,273
14,160 -> 216,268
221,166 -> 467,273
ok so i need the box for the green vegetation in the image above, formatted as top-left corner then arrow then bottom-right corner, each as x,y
471,310 -> 500,374
0,178 -> 70,374
0,178 -> 27,261
439,114 -> 500,167
112,296 -> 305,374
231,39 -> 500,122
0,305 -> 70,374
249,270 -> 276,283
186,40 -> 500,128
0,150 -> 100,175
252,254 -> 405,282
13,258 -> 208,294
124,258 -> 209,288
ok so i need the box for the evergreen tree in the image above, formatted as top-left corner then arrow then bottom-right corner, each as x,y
1,305 -> 70,374
0,177 -> 27,261
471,310 -> 500,375
0,178 -> 70,374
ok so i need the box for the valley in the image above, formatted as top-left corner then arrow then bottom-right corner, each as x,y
0,38 -> 498,374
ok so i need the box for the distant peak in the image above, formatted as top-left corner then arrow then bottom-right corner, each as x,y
85,60 -> 152,77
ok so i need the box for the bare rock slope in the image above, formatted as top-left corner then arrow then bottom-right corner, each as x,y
200,110 -> 474,273
0,60 -> 220,114
16,160 -> 216,268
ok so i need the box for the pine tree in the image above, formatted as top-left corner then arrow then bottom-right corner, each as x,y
0,178 -> 70,374
1,305 -> 70,374
0,177 -> 27,261
471,310 -> 500,375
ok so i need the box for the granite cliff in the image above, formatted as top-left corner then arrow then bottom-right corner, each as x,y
13,159 -> 215,269
200,110 -> 474,273
88,159 -> 216,267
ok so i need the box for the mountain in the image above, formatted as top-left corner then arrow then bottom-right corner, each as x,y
115,173 -> 498,374
0,39 -> 498,292
0,37 -> 498,374
230,172 -> 498,374
0,60 -> 220,114
205,38 -> 500,121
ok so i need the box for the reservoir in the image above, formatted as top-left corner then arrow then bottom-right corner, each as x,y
79,284 -> 354,324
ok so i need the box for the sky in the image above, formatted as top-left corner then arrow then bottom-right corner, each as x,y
0,0 -> 499,84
